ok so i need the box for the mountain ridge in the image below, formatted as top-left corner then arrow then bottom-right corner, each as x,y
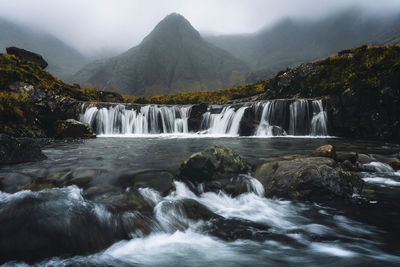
73,13 -> 249,96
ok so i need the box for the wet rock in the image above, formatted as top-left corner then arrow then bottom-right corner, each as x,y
116,170 -> 175,196
6,47 -> 48,69
341,160 -> 358,172
0,174 -> 31,193
203,218 -> 272,242
310,144 -> 336,159
0,134 -> 46,165
0,187 -> 137,264
91,189 -> 154,213
53,119 -> 96,139
238,107 -> 257,136
336,152 -> 357,164
254,157 -> 363,200
157,198 -> 221,229
68,169 -> 95,188
372,154 -> 400,171
188,103 -> 208,131
180,145 -> 248,183
201,175 -> 254,196
357,153 -> 373,164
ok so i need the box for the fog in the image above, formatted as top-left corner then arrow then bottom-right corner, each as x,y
0,0 -> 399,56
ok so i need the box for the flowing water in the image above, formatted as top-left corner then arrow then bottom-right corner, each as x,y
1,137 -> 400,266
79,100 -> 328,137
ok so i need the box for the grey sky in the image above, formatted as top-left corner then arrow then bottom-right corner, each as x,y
0,0 -> 399,56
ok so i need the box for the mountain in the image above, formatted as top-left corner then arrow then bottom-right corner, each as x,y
73,13 -> 249,96
206,10 -> 400,81
0,17 -> 88,81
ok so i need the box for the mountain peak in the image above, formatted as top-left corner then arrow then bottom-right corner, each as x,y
142,13 -> 201,43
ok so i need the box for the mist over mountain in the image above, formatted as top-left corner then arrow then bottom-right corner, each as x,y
73,13 -> 249,96
206,10 -> 400,81
0,18 -> 88,81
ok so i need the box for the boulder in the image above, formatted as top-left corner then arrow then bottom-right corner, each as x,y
116,170 -> 175,196
179,145 -> 248,182
336,152 -> 357,164
200,175 -> 257,196
6,47 -> 48,69
53,119 -> 96,139
0,187 -> 138,264
310,144 -> 336,159
254,157 -> 363,200
0,134 -> 46,165
357,153 -> 373,164
98,91 -> 124,103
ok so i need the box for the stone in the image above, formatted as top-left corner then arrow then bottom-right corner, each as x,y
254,157 -> 363,200
187,103 -> 208,132
357,153 -> 373,164
116,170 -> 175,196
310,145 -> 336,159
336,152 -> 357,164
180,145 -> 248,183
53,119 -> 96,139
0,134 -> 46,165
6,47 -> 48,69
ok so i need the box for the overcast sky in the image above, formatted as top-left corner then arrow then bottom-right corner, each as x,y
0,0 -> 399,56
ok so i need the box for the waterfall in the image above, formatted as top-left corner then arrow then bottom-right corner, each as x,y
310,100 -> 328,136
255,99 -> 329,136
80,104 -> 191,135
80,99 -> 329,137
200,106 -> 247,136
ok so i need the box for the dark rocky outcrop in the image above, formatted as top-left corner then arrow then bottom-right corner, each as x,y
0,187 -> 141,264
6,47 -> 48,69
179,145 -> 248,182
254,156 -> 363,200
116,170 -> 176,196
188,103 -> 208,131
0,134 -> 46,165
53,119 -> 96,139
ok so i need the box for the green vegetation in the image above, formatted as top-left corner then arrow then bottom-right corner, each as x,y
261,45 -> 400,99
126,83 -> 264,104
126,45 -> 400,104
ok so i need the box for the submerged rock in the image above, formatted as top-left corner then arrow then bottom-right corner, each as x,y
53,119 -> 96,139
180,145 -> 248,182
6,47 -> 48,69
116,170 -> 176,196
254,157 -> 363,200
0,134 -> 46,165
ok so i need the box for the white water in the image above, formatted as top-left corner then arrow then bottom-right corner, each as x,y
200,106 -> 247,136
255,99 -> 328,137
3,179 -> 399,266
80,104 -> 191,135
79,100 -> 329,137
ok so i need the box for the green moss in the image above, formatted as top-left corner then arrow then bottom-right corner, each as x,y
125,45 -> 400,104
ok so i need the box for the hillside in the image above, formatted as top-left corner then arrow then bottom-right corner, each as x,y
0,52 -> 122,137
73,13 -> 249,96
206,10 -> 400,82
0,17 -> 88,81
129,45 -> 400,104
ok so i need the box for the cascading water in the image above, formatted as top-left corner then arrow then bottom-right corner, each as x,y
80,104 -> 191,135
79,99 -> 329,137
200,106 -> 247,136
255,99 -> 329,136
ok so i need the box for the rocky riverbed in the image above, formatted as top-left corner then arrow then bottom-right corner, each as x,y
0,137 -> 399,265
